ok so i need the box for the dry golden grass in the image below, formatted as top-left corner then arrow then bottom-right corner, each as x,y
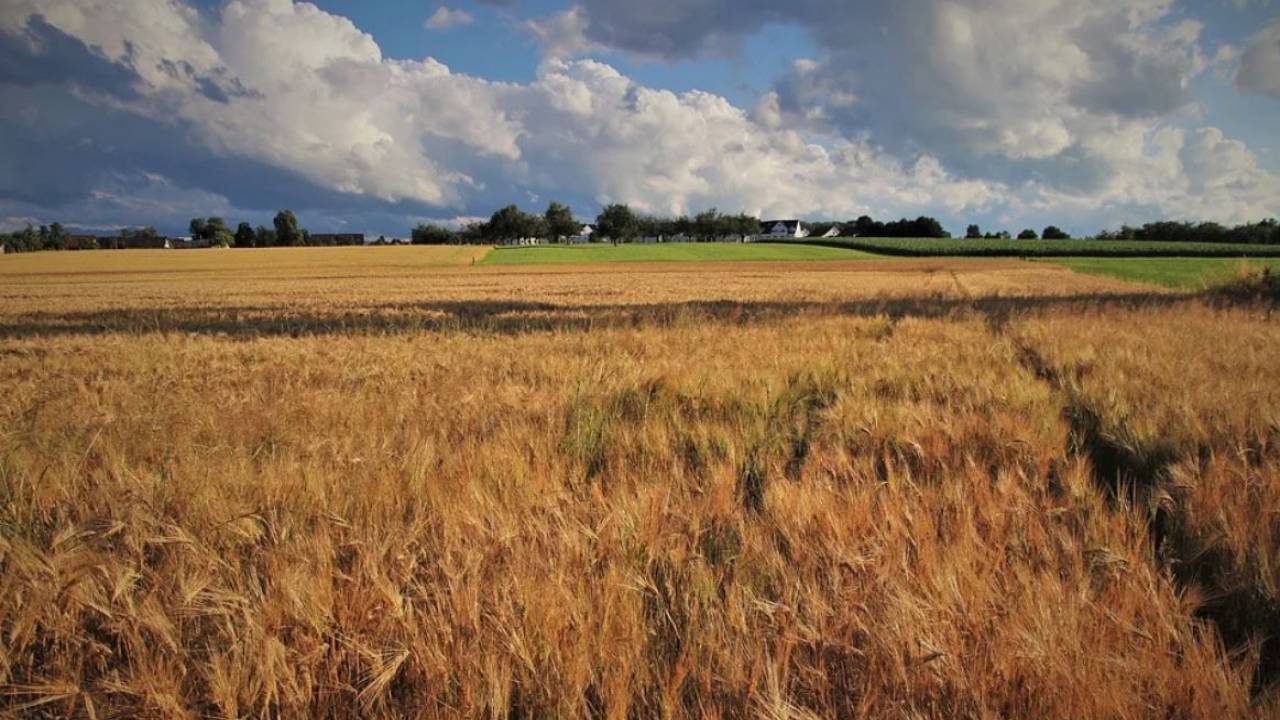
1014,306 -> 1280,689
0,248 -> 1273,718
1,247 -> 1158,336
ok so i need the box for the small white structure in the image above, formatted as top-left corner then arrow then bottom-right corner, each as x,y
760,220 -> 810,239
819,226 -> 841,238
499,237 -> 545,247
566,224 -> 595,244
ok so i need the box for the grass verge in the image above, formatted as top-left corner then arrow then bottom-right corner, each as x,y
793,237 -> 1280,258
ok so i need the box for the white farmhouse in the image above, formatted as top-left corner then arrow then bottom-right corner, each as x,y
760,220 -> 810,239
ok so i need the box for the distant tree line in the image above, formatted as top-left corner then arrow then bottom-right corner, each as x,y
0,222 -> 73,252
1096,219 -> 1279,244
190,210 -> 328,247
412,203 -> 764,245
8,208 -> 1279,253
0,210 -> 347,253
98,227 -> 166,249
960,225 -> 1069,240
842,215 -> 951,238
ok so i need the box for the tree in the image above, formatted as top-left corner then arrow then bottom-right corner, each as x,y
39,224 -> 69,251
273,210 -> 303,246
458,222 -> 489,244
206,217 -> 233,247
596,204 -> 639,244
845,215 -> 949,239
47,222 -> 68,250
6,224 -> 38,252
254,225 -> 277,247
487,205 -> 541,242
1042,225 -> 1070,240
544,202 -> 581,242
673,215 -> 694,239
849,215 -> 884,237
189,217 -> 231,246
412,223 -> 459,245
527,214 -> 549,240
1017,229 -> 1038,240
731,213 -> 761,241
693,208 -> 722,241
966,224 -> 982,239
234,222 -> 256,248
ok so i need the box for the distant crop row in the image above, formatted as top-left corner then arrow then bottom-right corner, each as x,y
799,237 -> 1280,257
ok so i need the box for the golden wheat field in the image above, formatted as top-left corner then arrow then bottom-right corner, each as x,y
1,246 -> 1277,718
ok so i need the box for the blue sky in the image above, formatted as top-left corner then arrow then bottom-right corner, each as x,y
1,0 -> 1277,237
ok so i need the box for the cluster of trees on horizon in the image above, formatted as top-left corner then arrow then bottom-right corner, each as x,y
412,203 -> 768,245
1096,219 -> 1279,245
0,211 -> 342,252
4,207 -> 1279,253
410,203 -> 1279,246
187,211 -> 324,248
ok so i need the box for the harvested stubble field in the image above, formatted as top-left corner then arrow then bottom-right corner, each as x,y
1,247 -> 1277,718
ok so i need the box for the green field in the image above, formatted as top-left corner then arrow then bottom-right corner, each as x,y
1043,257 -> 1280,288
481,242 -> 877,264
796,237 -> 1280,258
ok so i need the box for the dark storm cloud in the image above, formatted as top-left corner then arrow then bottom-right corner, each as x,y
0,15 -> 142,98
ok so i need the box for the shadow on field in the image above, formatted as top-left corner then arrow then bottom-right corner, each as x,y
1012,333 -> 1280,693
0,292 -> 1201,339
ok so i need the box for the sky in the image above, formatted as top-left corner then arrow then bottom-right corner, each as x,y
0,0 -> 1278,237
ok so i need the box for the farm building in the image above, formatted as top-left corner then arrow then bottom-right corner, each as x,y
499,237 -> 545,247
819,226 -> 840,238
65,235 -> 101,250
565,224 -> 595,243
760,220 -> 810,239
111,235 -> 172,249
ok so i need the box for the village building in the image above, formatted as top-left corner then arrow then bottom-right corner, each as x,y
114,235 -> 172,249
171,236 -> 207,249
65,235 -> 100,250
565,224 -> 595,244
759,220 -> 810,239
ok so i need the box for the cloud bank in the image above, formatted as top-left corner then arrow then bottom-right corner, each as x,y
0,0 -> 1276,234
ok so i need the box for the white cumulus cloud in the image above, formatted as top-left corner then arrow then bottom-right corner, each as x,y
1237,20 -> 1280,98
424,6 -> 474,31
0,0 -> 1275,232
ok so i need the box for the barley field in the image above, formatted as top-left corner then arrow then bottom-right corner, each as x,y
1,247 -> 1276,718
